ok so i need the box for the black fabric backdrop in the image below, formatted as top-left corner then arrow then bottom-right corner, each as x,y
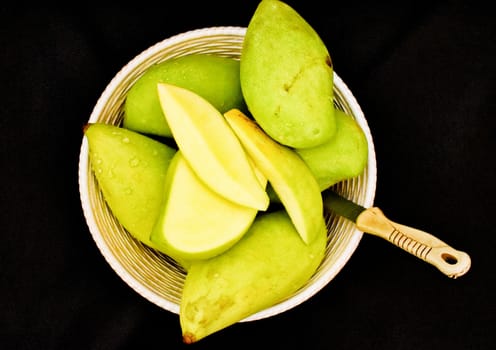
1,1 -> 494,349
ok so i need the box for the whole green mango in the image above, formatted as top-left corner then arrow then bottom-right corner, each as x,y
240,0 -> 335,148
124,54 -> 246,137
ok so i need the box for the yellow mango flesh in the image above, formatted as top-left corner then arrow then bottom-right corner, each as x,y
157,83 -> 269,211
224,109 -> 323,244
150,151 -> 261,261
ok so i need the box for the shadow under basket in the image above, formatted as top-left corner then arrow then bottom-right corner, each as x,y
78,26 -> 377,322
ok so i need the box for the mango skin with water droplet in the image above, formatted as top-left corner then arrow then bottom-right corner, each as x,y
180,210 -> 327,343
84,123 -> 176,250
123,54 -> 246,137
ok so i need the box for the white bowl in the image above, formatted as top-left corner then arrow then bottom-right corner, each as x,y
78,26 -> 377,321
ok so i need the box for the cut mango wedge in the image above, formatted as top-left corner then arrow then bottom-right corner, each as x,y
150,152 -> 260,261
157,83 -> 269,211
224,109 -> 323,244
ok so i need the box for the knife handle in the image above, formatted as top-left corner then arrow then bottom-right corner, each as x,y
355,207 -> 471,278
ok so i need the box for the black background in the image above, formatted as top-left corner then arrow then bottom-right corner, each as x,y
1,1 -> 494,349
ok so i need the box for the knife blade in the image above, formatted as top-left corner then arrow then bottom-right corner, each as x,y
322,189 -> 471,279
322,188 -> 366,222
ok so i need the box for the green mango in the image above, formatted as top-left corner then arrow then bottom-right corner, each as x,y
123,54 -> 246,137
180,210 -> 327,343
296,109 -> 369,191
240,0 -> 335,148
84,123 -> 176,251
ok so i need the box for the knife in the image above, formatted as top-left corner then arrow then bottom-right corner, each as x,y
322,189 -> 471,279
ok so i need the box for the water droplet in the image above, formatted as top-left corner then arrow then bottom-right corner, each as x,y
129,157 -> 140,167
142,200 -> 151,211
122,137 -> 130,143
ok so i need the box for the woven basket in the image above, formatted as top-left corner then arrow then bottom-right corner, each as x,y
78,26 -> 377,321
